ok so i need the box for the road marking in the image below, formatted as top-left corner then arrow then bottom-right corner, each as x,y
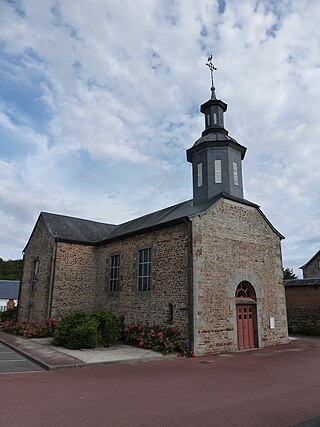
0,370 -> 43,375
0,359 -> 26,363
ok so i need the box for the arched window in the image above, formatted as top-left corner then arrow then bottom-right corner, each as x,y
235,281 -> 256,301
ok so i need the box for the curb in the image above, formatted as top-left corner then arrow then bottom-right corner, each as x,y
0,336 -> 85,371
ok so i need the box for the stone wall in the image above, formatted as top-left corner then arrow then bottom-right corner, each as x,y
18,216 -> 55,321
192,198 -> 289,355
303,253 -> 320,278
95,223 -> 190,338
50,242 -> 99,318
285,285 -> 320,334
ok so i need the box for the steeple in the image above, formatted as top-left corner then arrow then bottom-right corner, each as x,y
186,57 -> 247,205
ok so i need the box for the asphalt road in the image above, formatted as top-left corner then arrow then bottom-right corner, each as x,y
0,342 -> 43,374
1,337 -> 320,427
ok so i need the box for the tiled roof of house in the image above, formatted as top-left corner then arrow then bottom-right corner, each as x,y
284,278 -> 320,287
0,280 -> 20,299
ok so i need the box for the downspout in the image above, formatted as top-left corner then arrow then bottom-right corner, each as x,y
186,219 -> 194,351
47,238 -> 58,318
17,252 -> 25,320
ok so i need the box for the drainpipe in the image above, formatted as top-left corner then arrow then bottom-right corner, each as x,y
17,252 -> 25,320
47,238 -> 58,318
185,219 -> 194,351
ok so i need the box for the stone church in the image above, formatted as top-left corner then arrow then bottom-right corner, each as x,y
18,73 -> 289,355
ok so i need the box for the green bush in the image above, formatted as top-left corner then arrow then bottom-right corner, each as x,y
0,307 -> 18,322
53,311 -> 88,347
64,319 -> 99,349
53,310 -> 123,349
91,310 -> 123,347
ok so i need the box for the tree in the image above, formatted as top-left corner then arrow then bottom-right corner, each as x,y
283,267 -> 298,280
0,258 -> 24,280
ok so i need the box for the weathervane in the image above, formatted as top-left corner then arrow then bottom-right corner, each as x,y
206,54 -> 217,99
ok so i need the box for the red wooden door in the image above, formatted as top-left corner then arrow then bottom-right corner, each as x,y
236,305 -> 256,350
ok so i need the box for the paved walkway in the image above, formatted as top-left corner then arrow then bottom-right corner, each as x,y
0,332 -> 171,370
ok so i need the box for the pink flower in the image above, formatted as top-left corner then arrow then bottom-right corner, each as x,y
124,325 -> 130,333
138,340 -> 144,347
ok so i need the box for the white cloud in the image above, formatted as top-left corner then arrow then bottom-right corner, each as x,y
0,0 -> 319,276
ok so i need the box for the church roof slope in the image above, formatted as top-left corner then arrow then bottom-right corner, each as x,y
41,212 -> 117,244
103,192 -> 283,242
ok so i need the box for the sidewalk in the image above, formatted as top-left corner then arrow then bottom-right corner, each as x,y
0,332 -> 171,371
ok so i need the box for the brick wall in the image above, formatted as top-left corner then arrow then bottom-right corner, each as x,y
303,254 -> 320,278
192,198 -> 288,355
18,216 -> 55,321
285,285 -> 320,333
95,222 -> 190,338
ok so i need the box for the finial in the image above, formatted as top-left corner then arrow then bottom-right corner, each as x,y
206,55 -> 217,99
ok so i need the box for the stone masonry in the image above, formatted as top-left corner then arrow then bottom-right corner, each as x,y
192,198 -> 288,355
95,223 -> 190,337
19,216 -> 55,322
302,252 -> 320,278
50,242 -> 99,318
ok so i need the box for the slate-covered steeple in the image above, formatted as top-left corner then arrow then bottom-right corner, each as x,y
187,57 -> 247,205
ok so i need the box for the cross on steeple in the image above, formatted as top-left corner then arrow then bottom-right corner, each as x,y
206,55 -> 217,99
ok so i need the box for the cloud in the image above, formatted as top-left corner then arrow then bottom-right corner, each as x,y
0,0 -> 319,276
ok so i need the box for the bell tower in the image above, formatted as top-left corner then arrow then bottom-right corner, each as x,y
187,56 -> 247,205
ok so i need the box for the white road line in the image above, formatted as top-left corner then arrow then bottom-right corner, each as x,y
0,370 -> 43,375
0,359 -> 25,363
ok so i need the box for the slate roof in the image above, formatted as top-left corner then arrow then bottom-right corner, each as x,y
0,280 -> 20,299
284,278 -> 320,287
25,193 -> 284,250
105,192 -> 261,242
187,133 -> 247,162
299,249 -> 320,270
41,212 -> 117,244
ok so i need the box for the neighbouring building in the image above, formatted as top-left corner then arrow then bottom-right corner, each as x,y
0,280 -> 20,312
18,71 -> 289,355
285,250 -> 320,335
300,250 -> 320,279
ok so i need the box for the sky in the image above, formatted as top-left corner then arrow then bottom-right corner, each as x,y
0,0 -> 319,276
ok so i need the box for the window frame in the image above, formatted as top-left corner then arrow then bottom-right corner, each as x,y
214,159 -> 222,183
233,162 -> 239,186
197,163 -> 203,187
137,248 -> 152,292
31,259 -> 39,291
109,254 -> 121,292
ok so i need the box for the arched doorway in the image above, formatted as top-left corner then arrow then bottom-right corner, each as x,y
235,281 -> 258,350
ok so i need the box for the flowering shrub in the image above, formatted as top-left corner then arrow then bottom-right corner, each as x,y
122,323 -> 195,357
0,318 -> 58,339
